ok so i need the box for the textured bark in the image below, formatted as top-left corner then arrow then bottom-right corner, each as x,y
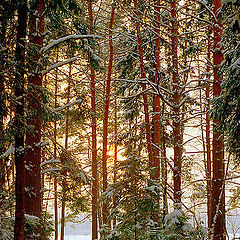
88,1 -> 98,239
170,0 -> 182,208
133,0 -> 153,170
211,0 -> 225,239
25,0 -> 44,230
102,5 -> 114,225
14,1 -> 27,239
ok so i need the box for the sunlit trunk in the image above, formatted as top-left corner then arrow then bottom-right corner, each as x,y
102,5 -> 115,226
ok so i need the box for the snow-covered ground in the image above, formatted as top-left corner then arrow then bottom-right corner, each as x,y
58,213 -> 240,240
65,235 -> 91,240
55,215 -> 91,240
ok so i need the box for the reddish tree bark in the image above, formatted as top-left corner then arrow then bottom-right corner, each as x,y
88,1 -> 98,239
211,0 -> 225,239
14,1 -> 27,239
170,0 -> 182,208
25,0 -> 44,228
102,5 -> 115,226
133,0 -> 153,170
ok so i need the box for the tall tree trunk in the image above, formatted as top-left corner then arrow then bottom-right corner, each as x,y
25,0 -> 44,230
88,1 -> 98,239
211,0 -> 225,239
14,0 -> 27,239
54,50 -> 59,240
60,62 -> 71,240
133,0 -> 153,170
170,0 -> 182,208
102,5 -> 115,226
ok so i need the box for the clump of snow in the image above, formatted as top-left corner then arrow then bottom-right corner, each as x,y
165,209 -> 183,223
25,214 -> 40,220
0,143 -> 14,159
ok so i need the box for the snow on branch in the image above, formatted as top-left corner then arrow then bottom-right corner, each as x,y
43,56 -> 80,75
52,99 -> 83,112
41,167 -> 60,174
40,158 -> 61,167
41,34 -> 102,53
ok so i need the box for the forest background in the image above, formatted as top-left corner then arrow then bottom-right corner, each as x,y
0,0 -> 240,240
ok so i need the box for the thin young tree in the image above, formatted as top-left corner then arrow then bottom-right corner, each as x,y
133,0 -> 154,170
170,0 -> 182,208
206,25 -> 212,234
88,1 -> 98,239
54,50 -> 59,240
113,91 -> 118,227
102,4 -> 115,226
60,61 -> 71,240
